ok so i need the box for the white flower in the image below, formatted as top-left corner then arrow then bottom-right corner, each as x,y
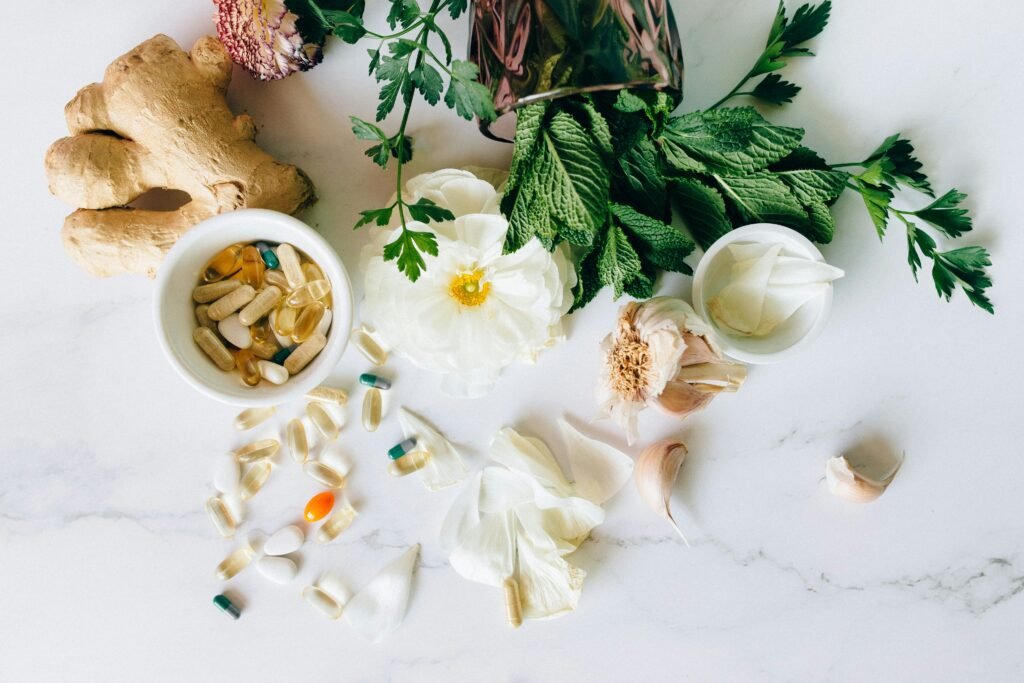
362,169 -> 576,398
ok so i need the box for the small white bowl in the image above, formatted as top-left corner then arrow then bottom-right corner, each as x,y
692,223 -> 834,365
154,209 -> 353,406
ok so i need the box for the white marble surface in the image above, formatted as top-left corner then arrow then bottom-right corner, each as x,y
3,1 -> 1023,681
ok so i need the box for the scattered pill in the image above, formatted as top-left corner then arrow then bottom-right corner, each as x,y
352,327 -> 388,366
304,491 -> 335,522
256,242 -> 280,269
303,460 -> 347,489
235,349 -> 261,387
286,419 -> 308,463
234,438 -> 280,463
307,401 -> 340,440
291,302 -> 326,343
213,452 -> 241,495
276,243 -> 306,289
208,285 -> 256,321
316,503 -> 357,544
387,438 -> 417,460
203,244 -> 244,282
359,373 -> 392,390
193,279 -> 241,304
387,450 -> 432,477
215,545 -> 255,581
503,577 -> 523,628
240,245 -> 265,288
315,308 -> 333,337
284,333 -> 327,375
256,555 -> 298,584
264,525 -> 304,556
263,268 -> 289,291
235,407 -> 275,431
286,279 -> 331,308
218,314 -> 252,349
257,360 -> 288,385
362,388 -> 382,432
206,495 -> 238,538
213,593 -> 242,619
238,460 -> 273,501
194,327 -> 235,371
302,585 -> 342,620
238,286 -> 282,326
306,385 -> 347,405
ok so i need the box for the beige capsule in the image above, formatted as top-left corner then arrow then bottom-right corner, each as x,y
193,327 -> 234,371
284,333 -> 327,375
234,438 -> 280,463
238,285 -> 282,326
277,243 -> 306,289
238,460 -> 273,500
193,280 -> 241,304
503,577 -> 523,628
234,406 -> 275,431
316,503 -> 357,544
194,304 -> 216,330
303,460 -> 347,489
206,495 -> 238,538
263,269 -> 290,291
362,388 -> 382,432
307,401 -> 340,440
215,546 -> 255,581
286,418 -> 308,463
387,450 -> 432,477
208,285 -> 256,321
306,385 -> 348,405
352,327 -> 387,366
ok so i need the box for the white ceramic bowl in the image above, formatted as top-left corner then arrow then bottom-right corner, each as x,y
154,209 -> 353,406
692,223 -> 834,365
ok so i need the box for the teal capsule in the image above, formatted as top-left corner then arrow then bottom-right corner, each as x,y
272,346 -> 295,365
387,437 -> 417,460
257,242 -> 280,269
213,594 -> 241,619
359,373 -> 392,390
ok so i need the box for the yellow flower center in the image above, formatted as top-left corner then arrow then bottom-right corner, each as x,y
449,269 -> 491,307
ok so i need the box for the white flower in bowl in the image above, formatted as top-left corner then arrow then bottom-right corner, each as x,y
361,169 -> 576,398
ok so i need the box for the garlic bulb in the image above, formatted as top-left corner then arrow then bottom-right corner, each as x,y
597,297 -> 747,444
825,455 -> 901,503
635,440 -> 690,543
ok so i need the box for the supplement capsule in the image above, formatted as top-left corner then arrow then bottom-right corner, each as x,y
304,263 -> 333,308
194,304 -> 216,330
203,244 -> 244,282
194,327 -> 235,371
263,269 -> 289,291
238,460 -> 273,500
362,388 -> 382,432
193,280 -> 241,304
208,285 -> 256,321
302,585 -> 342,620
213,593 -> 242,620
286,279 -> 331,308
352,327 -> 388,366
387,450 -> 432,477
234,438 -> 280,463
306,385 -> 347,405
306,402 -> 340,440
251,338 -> 281,361
359,373 -> 392,390
284,333 -> 327,375
291,302 -> 326,344
316,503 -> 358,544
277,243 -> 306,289
387,437 -> 417,460
256,242 -> 280,269
234,406 -> 275,431
503,577 -> 523,628
257,360 -> 288,385
272,304 -> 298,337
206,495 -> 238,538
304,460 -> 347,489
238,285 -> 282,326
286,418 -> 308,463
215,546 -> 255,581
240,245 -> 265,288
304,491 -> 335,522
271,346 -> 295,365
235,349 -> 261,387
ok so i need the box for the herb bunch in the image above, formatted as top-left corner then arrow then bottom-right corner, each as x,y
501,0 -> 994,313
299,0 -> 497,280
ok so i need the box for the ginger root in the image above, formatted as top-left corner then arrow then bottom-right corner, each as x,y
45,34 -> 316,278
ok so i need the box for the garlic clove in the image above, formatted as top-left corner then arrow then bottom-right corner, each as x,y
635,439 -> 690,544
673,362 -> 747,390
825,454 -> 901,503
650,381 -> 716,419
679,333 -> 720,367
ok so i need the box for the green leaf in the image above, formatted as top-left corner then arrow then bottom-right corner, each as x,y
386,0 -> 420,29
579,98 -> 613,157
770,146 -> 830,171
911,189 -> 972,238
447,0 -> 468,19
444,60 -> 497,121
354,205 -> 395,229
364,143 -> 390,168
503,101 -> 549,204
411,63 -> 443,105
598,224 -> 642,298
933,246 -> 993,312
325,10 -> 366,42
406,197 -> 455,223
669,177 -> 733,250
802,201 -> 836,243
864,134 -> 933,195
570,244 -> 603,312
661,107 -> 804,173
390,133 -> 413,163
614,90 -> 647,113
851,178 -> 893,238
367,47 -> 381,75
750,74 -> 802,105
624,268 -> 656,299
714,172 -> 808,226
780,1 -> 832,49
610,203 -> 694,274
382,227 -> 438,282
775,168 -> 849,204
617,136 -> 668,219
350,116 -> 387,142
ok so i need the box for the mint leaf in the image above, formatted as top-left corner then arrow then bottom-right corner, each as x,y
503,101 -> 549,204
713,172 -> 808,225
662,107 -> 804,173
614,90 -> 647,113
406,197 -> 455,223
382,227 -> 438,282
669,177 -> 733,250
750,74 -> 801,105
770,146 -> 830,171
624,268 -> 656,299
911,189 -> 972,238
571,244 -> 603,312
444,60 -> 496,121
598,224 -> 642,298
802,201 -> 835,243
775,168 -> 849,204
580,98 -> 613,157
611,203 -> 694,274
617,136 -> 667,219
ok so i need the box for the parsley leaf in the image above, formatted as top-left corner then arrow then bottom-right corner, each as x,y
386,0 -> 420,30
406,197 -> 455,223
354,205 -> 395,229
382,227 -> 438,282
863,134 -> 933,195
911,189 -> 972,238
444,60 -> 496,121
410,62 -> 443,105
750,73 -> 802,105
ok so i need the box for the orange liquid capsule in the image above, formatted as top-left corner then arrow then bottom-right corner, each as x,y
304,491 -> 335,522
240,246 -> 265,288
291,302 -> 326,344
203,244 -> 244,282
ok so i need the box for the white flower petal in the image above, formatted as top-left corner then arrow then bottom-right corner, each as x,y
448,510 -> 515,587
344,545 -> 420,643
398,407 -> 469,490
514,524 -> 585,621
558,419 -> 634,504
489,427 -> 572,494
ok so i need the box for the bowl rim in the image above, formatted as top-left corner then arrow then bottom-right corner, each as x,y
153,208 -> 352,406
691,223 -> 834,365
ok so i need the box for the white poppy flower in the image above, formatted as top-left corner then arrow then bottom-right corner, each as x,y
361,169 -> 576,398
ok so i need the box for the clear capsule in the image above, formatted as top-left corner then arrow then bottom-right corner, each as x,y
303,460 -> 347,489
303,263 -> 332,308
234,438 -> 280,463
235,349 -> 261,387
272,304 -> 298,337
214,545 -> 255,581
277,243 -> 306,289
286,418 -> 308,463
302,585 -> 343,620
316,503 -> 358,544
193,327 -> 234,371
213,593 -> 242,619
238,460 -> 273,500
257,242 -> 280,269
352,327 -> 388,366
387,438 -> 417,460
306,402 -> 340,440
503,577 -> 523,628
359,373 -> 391,390
291,302 -> 326,343
286,279 -> 331,308
306,385 -> 348,405
202,244 -> 244,282
206,495 -> 238,538
387,450 -> 432,477
240,245 -> 265,288
362,388 -> 382,432
263,269 -> 289,291
234,406 -> 275,431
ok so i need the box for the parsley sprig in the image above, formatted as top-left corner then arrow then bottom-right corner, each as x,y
304,0 -> 496,281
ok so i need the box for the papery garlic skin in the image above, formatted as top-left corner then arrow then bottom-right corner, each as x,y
825,455 -> 899,503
